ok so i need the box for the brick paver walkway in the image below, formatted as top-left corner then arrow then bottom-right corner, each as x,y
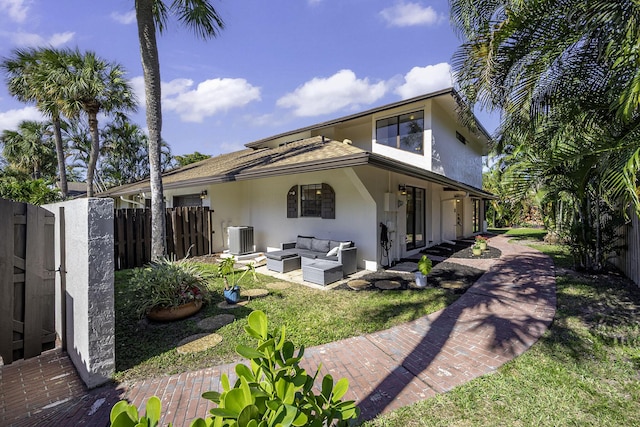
0,235 -> 556,426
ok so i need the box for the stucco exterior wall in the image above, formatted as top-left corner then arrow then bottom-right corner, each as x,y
431,102 -> 483,188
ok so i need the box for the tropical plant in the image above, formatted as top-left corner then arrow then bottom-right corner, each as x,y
450,0 -> 640,271
56,49 -> 137,196
417,255 -> 432,276
130,257 -> 212,318
2,48 -> 70,198
110,311 -> 360,426
216,256 -> 257,291
174,151 -> 211,167
110,395 -> 163,427
0,120 -> 57,179
134,0 -> 225,260
0,177 -> 61,205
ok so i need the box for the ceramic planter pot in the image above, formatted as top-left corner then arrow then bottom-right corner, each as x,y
414,272 -> 428,288
147,300 -> 203,322
479,242 -> 487,251
472,247 -> 482,256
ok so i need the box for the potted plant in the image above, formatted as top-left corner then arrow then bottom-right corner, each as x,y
414,255 -> 433,288
472,242 -> 483,256
475,235 -> 488,251
216,256 -> 257,304
131,257 -> 212,321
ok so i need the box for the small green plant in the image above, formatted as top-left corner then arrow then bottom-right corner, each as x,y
130,257 -> 212,318
417,255 -> 432,276
109,311 -> 360,427
216,256 -> 257,290
475,235 -> 488,243
109,395 -> 165,427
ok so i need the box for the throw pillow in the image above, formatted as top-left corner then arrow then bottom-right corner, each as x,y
326,246 -> 339,257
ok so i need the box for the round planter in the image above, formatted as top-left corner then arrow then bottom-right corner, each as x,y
414,272 -> 428,288
472,248 -> 482,256
479,242 -> 487,251
147,300 -> 203,322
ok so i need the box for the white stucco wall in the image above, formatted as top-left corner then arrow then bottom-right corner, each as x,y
44,198 -> 114,388
431,102 -> 484,188
201,169 -> 377,270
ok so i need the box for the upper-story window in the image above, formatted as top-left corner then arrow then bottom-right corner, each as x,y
376,110 -> 424,154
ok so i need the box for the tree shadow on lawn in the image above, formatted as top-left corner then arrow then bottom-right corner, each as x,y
355,248 -> 557,422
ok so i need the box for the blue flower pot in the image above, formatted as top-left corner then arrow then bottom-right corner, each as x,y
223,286 -> 241,304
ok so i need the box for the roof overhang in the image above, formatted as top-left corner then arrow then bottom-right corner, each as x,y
103,150 -> 495,200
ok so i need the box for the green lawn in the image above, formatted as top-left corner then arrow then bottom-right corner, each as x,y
114,265 -> 458,383
361,234 -> 640,427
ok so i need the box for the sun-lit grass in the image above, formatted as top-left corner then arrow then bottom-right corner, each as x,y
361,234 -> 640,427
113,268 -> 458,383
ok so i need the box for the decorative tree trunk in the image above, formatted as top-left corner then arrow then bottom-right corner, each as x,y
51,115 -> 68,199
136,0 -> 166,259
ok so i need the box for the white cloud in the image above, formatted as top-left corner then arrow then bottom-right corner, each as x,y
277,69 -> 387,117
380,2 -> 445,27
111,10 -> 136,25
0,0 -> 30,23
395,63 -> 453,99
163,78 -> 261,123
9,31 -> 75,47
0,106 -> 44,132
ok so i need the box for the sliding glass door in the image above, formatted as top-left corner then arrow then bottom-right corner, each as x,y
406,186 -> 425,250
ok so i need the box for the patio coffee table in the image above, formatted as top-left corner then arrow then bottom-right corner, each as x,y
302,260 -> 343,286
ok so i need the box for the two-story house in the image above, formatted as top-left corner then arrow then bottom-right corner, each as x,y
106,88 -> 492,271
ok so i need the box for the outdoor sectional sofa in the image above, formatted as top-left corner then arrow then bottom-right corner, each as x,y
265,235 -> 357,285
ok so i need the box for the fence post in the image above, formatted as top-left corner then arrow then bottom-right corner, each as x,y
44,198 -> 115,388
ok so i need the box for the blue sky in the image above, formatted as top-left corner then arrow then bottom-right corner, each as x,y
0,0 -> 499,156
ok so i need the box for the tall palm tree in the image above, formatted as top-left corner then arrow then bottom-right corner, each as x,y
450,0 -> 640,208
0,120 -> 56,179
134,0 -> 224,259
2,48 -> 70,198
56,49 -> 137,196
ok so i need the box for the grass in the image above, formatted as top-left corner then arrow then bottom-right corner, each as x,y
361,232 -> 640,427
114,265 -> 458,383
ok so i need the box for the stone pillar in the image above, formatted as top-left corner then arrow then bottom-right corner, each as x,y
44,198 -> 115,388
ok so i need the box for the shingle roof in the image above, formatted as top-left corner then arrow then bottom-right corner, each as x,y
101,136 -> 366,196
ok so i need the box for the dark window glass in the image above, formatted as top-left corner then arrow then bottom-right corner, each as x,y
406,186 -> 425,250
376,110 -> 424,154
301,184 -> 323,217
376,116 -> 398,148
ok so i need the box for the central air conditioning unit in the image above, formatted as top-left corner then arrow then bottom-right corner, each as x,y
228,226 -> 254,255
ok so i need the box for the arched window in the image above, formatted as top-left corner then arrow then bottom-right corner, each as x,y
287,183 -> 335,219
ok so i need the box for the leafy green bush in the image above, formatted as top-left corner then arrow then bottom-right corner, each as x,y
110,310 -> 360,427
0,177 -> 61,204
130,257 -> 212,318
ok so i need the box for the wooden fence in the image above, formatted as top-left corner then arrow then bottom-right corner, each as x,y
613,209 -> 640,287
114,207 -> 214,270
0,199 -> 56,364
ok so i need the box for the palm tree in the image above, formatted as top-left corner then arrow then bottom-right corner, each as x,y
450,0 -> 640,270
2,48 -> 70,198
100,114 -> 174,187
0,120 -> 56,179
134,0 -> 224,259
56,49 -> 137,196
450,0 -> 640,209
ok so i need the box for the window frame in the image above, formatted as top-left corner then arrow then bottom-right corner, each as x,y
376,110 -> 425,155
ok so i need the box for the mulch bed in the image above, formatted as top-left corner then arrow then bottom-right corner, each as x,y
336,238 -> 502,293
337,261 -> 486,293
